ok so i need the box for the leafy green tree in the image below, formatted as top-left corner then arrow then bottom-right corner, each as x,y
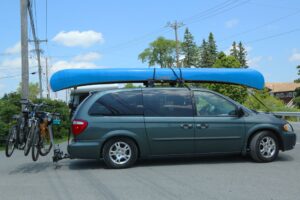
237,42 -> 247,67
244,89 -> 299,112
0,91 -> 71,146
17,82 -> 39,100
138,37 -> 177,68
205,52 -> 248,103
124,83 -> 135,88
181,28 -> 199,67
294,65 -> 300,83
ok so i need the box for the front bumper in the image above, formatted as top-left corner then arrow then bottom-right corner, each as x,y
67,139 -> 103,159
282,131 -> 297,151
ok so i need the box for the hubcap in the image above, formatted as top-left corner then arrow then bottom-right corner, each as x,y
109,142 -> 131,165
259,136 -> 276,158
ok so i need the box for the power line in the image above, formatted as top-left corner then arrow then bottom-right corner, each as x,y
220,9 -> 300,42
245,27 -> 300,44
184,0 -> 250,25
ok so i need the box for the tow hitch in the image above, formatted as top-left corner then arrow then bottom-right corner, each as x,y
52,144 -> 70,162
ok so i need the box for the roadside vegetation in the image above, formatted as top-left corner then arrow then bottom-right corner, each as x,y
0,83 -> 70,148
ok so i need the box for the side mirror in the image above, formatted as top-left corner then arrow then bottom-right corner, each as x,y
237,107 -> 244,117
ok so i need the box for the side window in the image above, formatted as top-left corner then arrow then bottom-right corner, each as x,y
194,91 -> 237,117
143,89 -> 193,117
89,90 -> 143,116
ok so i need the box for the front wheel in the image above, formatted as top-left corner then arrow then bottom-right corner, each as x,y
5,126 -> 17,157
250,131 -> 279,162
102,138 -> 138,169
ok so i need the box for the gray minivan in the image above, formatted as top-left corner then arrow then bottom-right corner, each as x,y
68,87 -> 296,168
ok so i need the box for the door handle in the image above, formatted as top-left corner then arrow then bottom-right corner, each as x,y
196,123 -> 209,129
180,124 -> 193,129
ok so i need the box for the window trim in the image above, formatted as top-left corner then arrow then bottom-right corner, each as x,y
192,90 -> 239,117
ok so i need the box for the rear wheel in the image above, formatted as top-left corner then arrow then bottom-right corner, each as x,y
102,138 -> 138,169
5,126 -> 17,157
39,131 -> 52,156
250,131 -> 279,162
31,127 -> 40,161
24,124 -> 35,156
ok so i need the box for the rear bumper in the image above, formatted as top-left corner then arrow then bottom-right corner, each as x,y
67,140 -> 103,159
282,132 -> 297,151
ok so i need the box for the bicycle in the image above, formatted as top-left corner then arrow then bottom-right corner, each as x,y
31,111 -> 61,161
5,99 -> 31,157
23,102 -> 48,157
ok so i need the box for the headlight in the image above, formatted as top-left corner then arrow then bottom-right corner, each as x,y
283,123 -> 293,132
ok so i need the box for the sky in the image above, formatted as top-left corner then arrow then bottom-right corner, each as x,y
1,0 -> 300,98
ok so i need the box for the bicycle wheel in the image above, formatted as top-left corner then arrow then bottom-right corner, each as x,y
24,124 -> 35,156
5,126 -> 17,157
39,129 -> 53,156
31,127 -> 40,161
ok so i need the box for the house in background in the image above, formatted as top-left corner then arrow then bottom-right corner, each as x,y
265,82 -> 300,107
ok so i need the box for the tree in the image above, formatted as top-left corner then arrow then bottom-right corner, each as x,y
230,41 -> 238,59
237,42 -> 247,67
198,33 -> 218,67
207,32 -> 218,67
181,28 -> 199,67
198,39 -> 209,67
205,52 -> 248,103
17,82 -> 39,100
138,37 -> 177,68
294,65 -> 300,83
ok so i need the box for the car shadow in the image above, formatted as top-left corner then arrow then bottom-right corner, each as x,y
8,153 -> 294,173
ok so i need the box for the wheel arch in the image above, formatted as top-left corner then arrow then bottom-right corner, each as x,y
100,131 -> 141,158
246,126 -> 283,151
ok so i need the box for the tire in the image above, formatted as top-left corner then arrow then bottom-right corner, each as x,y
102,138 -> 138,169
5,126 -> 17,157
31,127 -> 40,162
250,131 -> 279,162
39,133 -> 53,156
24,124 -> 35,156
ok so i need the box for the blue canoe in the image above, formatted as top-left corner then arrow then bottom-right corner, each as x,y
50,68 -> 265,92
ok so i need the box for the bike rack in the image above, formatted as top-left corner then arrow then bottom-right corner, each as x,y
52,144 -> 70,163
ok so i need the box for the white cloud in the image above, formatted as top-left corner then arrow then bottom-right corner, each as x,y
4,42 -> 21,54
51,60 -> 109,74
225,19 -> 239,28
52,30 -> 104,47
73,52 -> 101,62
289,49 -> 300,62
0,57 -> 21,69
248,56 -> 263,68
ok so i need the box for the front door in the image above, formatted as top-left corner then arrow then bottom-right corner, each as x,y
193,91 -> 245,154
143,89 -> 195,156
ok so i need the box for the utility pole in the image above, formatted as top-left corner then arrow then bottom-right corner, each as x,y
166,21 -> 184,68
20,0 -> 29,101
45,57 -> 50,99
28,1 -> 47,99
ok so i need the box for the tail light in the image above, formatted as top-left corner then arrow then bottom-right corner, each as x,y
72,119 -> 88,136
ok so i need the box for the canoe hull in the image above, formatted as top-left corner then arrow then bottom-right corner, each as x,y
50,68 -> 265,91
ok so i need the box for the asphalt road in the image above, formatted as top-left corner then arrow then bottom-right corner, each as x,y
0,123 -> 299,200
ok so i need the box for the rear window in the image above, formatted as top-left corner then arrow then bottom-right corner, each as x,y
143,89 -> 193,117
89,90 -> 143,116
